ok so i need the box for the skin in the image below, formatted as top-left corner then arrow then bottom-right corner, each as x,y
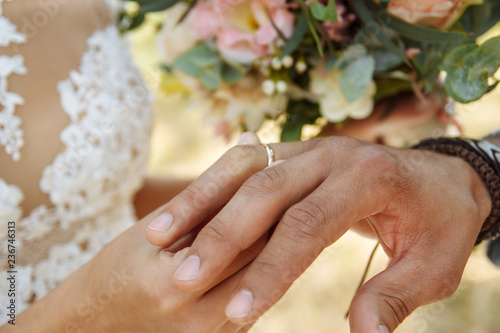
0,203 -> 261,333
146,132 -> 494,333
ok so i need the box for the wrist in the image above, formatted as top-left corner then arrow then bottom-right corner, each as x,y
413,137 -> 500,243
446,153 -> 492,231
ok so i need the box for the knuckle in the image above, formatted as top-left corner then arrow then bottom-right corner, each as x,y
240,167 -> 288,197
199,218 -> 231,244
223,145 -> 262,175
318,135 -> 358,151
281,199 -> 329,245
380,291 -> 414,324
180,185 -> 210,210
352,145 -> 415,197
352,145 -> 398,174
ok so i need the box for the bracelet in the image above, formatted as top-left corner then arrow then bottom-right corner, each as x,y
413,137 -> 500,244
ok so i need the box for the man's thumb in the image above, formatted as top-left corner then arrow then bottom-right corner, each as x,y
348,255 -> 458,333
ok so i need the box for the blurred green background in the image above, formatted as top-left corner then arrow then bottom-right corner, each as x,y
129,18 -> 500,333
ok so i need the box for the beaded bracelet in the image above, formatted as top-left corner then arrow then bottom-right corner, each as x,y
414,137 -> 500,244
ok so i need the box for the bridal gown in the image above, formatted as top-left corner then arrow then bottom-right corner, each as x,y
0,0 -> 153,321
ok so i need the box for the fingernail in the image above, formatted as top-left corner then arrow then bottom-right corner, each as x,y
148,212 -> 173,233
378,324 -> 390,333
225,289 -> 254,319
237,132 -> 251,145
174,255 -> 200,281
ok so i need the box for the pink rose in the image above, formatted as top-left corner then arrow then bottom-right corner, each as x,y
387,0 -> 483,29
190,0 -> 295,64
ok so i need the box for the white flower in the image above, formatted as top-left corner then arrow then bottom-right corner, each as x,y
282,55 -> 294,68
310,68 -> 376,122
261,79 -> 276,95
276,80 -> 287,93
271,57 -> 282,71
295,60 -> 307,74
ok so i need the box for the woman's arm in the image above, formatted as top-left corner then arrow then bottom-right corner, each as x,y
1,203 -> 260,333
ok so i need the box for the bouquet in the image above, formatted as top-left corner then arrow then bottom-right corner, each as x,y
119,0 -> 500,141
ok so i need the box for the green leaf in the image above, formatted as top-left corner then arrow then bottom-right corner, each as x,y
446,66 -> 488,103
468,36 -> 500,77
372,49 -> 403,72
441,36 -> 500,102
339,56 -> 375,103
280,12 -> 308,58
221,62 -> 246,83
138,0 -> 181,13
351,0 -> 407,63
310,0 -> 337,23
281,121 -> 303,142
468,3 -> 500,39
118,11 -> 146,32
310,2 -> 326,21
440,44 -> 478,72
332,44 -> 367,70
459,0 -> 491,36
280,100 -> 321,141
172,42 -> 222,89
199,66 -> 221,89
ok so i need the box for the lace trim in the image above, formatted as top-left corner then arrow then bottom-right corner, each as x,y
0,24 -> 152,320
0,0 -> 27,161
0,178 -> 23,223
0,0 -> 26,47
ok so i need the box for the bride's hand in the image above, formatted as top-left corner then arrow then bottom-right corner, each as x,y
145,134 -> 491,333
8,206 -> 263,333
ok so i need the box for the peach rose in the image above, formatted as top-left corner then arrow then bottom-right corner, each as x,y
387,0 -> 483,29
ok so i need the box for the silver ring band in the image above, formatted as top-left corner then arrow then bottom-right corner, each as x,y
263,144 -> 275,167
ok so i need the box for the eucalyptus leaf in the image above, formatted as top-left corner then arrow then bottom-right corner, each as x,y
339,56 -> 375,103
446,66 -> 488,103
440,44 -> 478,72
138,0 -> 181,13
221,62 -> 246,83
467,36 -> 500,77
332,44 -> 367,70
280,12 -> 308,58
441,36 -> 500,102
372,49 -> 403,72
172,42 -> 222,89
199,66 -> 221,89
350,0 -> 407,62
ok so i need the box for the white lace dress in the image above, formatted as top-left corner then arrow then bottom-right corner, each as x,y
0,0 -> 152,321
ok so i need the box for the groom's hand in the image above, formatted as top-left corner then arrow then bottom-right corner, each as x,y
145,135 -> 491,333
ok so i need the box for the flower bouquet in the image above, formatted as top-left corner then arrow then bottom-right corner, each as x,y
119,0 -> 500,141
